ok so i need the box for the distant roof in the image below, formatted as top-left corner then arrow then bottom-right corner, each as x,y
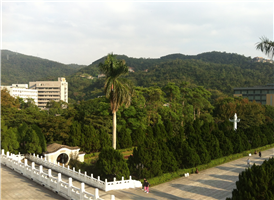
45,143 -> 80,153
234,84 -> 274,90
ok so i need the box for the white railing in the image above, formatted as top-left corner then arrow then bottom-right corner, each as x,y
1,150 -> 105,200
26,152 -> 142,191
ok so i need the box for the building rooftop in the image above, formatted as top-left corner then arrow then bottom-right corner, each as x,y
45,143 -> 79,153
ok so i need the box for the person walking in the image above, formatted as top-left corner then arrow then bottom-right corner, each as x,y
247,158 -> 251,167
142,178 -> 146,190
259,151 -> 262,157
144,179 -> 150,193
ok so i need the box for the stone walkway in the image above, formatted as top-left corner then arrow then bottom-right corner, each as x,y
1,164 -> 65,200
109,147 -> 274,200
1,147 -> 273,200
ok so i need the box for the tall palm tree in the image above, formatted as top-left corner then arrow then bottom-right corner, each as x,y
256,36 -> 274,58
99,53 -> 134,149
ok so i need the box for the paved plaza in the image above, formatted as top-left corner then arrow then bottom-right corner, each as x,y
1,147 -> 274,200
108,147 -> 274,200
1,164 -> 65,200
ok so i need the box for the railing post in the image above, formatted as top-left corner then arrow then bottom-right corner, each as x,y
68,178 -> 72,197
95,188 -> 99,199
111,195 -> 115,200
73,167 -> 75,172
47,169 -> 52,186
114,177 -> 116,190
105,179 -> 108,191
58,162 -> 60,166
0,149 -> 5,163
39,165 -> 43,182
80,182 -> 85,200
57,173 -> 61,193
85,171 -> 87,182
7,151 -> 10,157
91,173 -> 93,179
129,175 -> 132,188
31,162 -> 35,179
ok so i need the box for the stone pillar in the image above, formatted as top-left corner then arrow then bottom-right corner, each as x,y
1,149 -> 4,155
7,151 -> 9,157
57,173 -> 61,192
105,179 -> 108,191
91,173 -> 93,179
80,182 -> 85,200
39,165 -> 43,182
98,176 -> 100,181
47,169 -> 52,186
113,177 -> 116,190
31,162 -> 35,179
95,188 -> 99,199
48,169 -> 52,176
68,178 -> 72,197
31,162 -> 35,169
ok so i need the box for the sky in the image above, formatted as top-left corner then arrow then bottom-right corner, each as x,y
1,1 -> 273,65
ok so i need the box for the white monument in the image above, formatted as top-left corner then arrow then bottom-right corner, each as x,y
229,113 -> 240,130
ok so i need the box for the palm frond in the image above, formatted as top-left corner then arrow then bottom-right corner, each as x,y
256,36 -> 274,58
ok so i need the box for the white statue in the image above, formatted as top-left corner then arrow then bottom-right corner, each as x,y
229,113 -> 240,130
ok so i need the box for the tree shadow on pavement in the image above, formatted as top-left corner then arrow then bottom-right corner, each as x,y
209,174 -> 238,181
170,183 -> 228,199
192,179 -> 235,190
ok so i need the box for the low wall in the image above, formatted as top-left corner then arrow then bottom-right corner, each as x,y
26,153 -> 142,191
1,150 -> 109,200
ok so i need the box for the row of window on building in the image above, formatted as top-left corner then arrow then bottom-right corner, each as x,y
1,77 -> 68,109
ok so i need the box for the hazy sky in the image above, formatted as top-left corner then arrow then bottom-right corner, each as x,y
1,1 -> 273,65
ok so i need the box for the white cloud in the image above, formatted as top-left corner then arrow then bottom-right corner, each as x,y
1,1 -> 273,65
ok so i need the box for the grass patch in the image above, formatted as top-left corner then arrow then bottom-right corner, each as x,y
84,147 -> 134,162
147,143 -> 274,187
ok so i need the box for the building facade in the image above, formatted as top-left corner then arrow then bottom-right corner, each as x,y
1,84 -> 38,106
29,77 -> 68,109
233,84 -> 274,106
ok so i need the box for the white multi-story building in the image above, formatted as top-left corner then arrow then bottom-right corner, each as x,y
1,84 -> 38,106
29,77 -> 68,109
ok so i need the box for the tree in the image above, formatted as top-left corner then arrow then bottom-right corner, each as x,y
24,128 -> 42,154
100,129 -> 112,150
96,147 -> 130,180
32,124 -> 47,153
1,119 -> 19,153
227,157 -> 274,200
256,36 -> 274,58
99,53 -> 134,149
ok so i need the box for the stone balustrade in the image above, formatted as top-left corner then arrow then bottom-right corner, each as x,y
26,152 -> 142,191
1,150 -> 105,200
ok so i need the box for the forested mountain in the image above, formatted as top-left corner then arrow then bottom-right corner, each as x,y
67,51 -> 273,101
2,50 -> 272,102
1,50 -> 86,85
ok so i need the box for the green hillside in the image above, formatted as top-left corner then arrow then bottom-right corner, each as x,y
1,50 -> 86,85
67,51 -> 273,101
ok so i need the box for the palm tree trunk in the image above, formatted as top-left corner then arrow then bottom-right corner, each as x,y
113,111 -> 117,150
